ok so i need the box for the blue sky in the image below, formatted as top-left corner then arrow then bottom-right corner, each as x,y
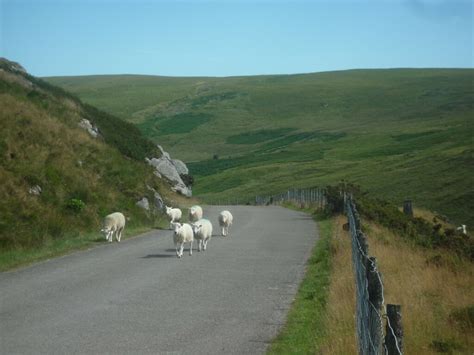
1,0 -> 472,77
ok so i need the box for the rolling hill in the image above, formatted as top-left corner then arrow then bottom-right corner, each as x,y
46,69 -> 474,225
0,58 -> 189,268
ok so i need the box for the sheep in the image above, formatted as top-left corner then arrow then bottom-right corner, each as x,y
191,218 -> 213,252
188,205 -> 203,222
166,206 -> 182,229
457,224 -> 467,235
101,212 -> 126,242
218,210 -> 233,237
171,222 -> 194,258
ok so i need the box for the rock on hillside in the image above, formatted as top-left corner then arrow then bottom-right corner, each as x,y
146,145 -> 192,197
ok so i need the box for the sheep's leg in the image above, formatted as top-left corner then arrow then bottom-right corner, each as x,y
117,227 -> 122,242
179,243 -> 184,258
198,240 -> 202,252
189,240 -> 193,256
221,227 -> 225,236
203,239 -> 208,251
108,230 -> 113,242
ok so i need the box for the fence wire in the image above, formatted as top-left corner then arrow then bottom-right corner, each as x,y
255,187 -> 327,208
206,188 -> 402,354
346,197 -> 402,355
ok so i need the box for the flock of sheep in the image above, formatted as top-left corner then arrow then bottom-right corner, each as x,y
100,205 -> 233,258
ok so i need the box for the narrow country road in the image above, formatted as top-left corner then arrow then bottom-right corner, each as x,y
0,205 -> 318,354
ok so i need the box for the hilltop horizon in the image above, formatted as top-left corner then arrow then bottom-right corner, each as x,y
41,66 -> 474,79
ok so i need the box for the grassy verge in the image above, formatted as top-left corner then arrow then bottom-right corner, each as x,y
268,208 -> 333,354
0,222 -> 169,272
319,215 -> 474,354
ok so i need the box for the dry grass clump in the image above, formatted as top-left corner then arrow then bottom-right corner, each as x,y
367,223 -> 473,354
320,215 -> 356,354
321,215 -> 473,354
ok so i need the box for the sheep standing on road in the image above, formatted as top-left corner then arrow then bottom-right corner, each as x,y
166,206 -> 182,229
218,210 -> 233,237
171,222 -> 194,258
188,205 -> 203,222
101,212 -> 126,242
191,218 -> 213,252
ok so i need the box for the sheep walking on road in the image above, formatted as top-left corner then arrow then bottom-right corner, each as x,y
166,206 -> 182,229
101,212 -> 126,242
191,218 -> 213,252
171,222 -> 194,258
218,210 -> 233,237
188,205 -> 203,222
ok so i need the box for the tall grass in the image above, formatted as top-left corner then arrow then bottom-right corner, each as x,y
321,216 -> 474,354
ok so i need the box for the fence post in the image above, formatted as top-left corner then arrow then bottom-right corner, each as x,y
367,256 -> 384,354
385,304 -> 403,355
403,200 -> 413,217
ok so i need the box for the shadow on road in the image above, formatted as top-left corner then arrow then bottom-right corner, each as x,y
142,254 -> 175,258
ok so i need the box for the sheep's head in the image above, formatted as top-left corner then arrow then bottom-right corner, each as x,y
191,223 -> 202,234
171,222 -> 182,233
100,227 -> 112,239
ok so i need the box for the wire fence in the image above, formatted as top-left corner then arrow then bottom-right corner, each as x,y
205,187 -> 403,354
346,197 -> 403,355
255,187 -> 327,208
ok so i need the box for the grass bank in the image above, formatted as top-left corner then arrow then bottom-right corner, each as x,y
0,221 -> 169,272
268,208 -> 333,354
321,216 -> 473,354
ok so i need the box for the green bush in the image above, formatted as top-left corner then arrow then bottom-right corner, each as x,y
66,198 -> 86,213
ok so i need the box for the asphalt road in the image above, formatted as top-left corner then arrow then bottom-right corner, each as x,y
1,205 -> 318,355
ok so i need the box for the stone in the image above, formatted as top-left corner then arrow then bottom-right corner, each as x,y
78,118 -> 99,138
146,185 -> 164,210
136,197 -> 150,211
29,185 -> 42,195
172,159 -> 189,175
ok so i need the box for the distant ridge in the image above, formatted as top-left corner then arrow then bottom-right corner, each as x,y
46,68 -> 474,225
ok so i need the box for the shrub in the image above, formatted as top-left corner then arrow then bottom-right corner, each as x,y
66,198 -> 86,213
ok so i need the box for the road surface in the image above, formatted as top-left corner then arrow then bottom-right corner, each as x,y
1,205 -> 318,354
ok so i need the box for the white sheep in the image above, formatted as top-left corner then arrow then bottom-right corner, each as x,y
171,222 -> 194,258
457,224 -> 467,235
188,205 -> 203,222
166,206 -> 182,229
191,218 -> 213,252
101,212 -> 126,242
218,210 -> 233,237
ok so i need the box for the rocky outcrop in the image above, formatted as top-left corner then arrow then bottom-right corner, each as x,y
28,185 -> 42,196
172,159 -> 189,175
146,146 -> 192,197
78,118 -> 100,138
146,185 -> 164,210
136,197 -> 150,211
0,58 -> 27,74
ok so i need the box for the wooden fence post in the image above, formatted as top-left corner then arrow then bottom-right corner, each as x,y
403,200 -> 413,217
385,304 -> 403,354
367,256 -> 383,354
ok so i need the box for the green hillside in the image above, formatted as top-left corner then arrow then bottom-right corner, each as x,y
46,69 -> 474,225
0,59 -> 187,268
